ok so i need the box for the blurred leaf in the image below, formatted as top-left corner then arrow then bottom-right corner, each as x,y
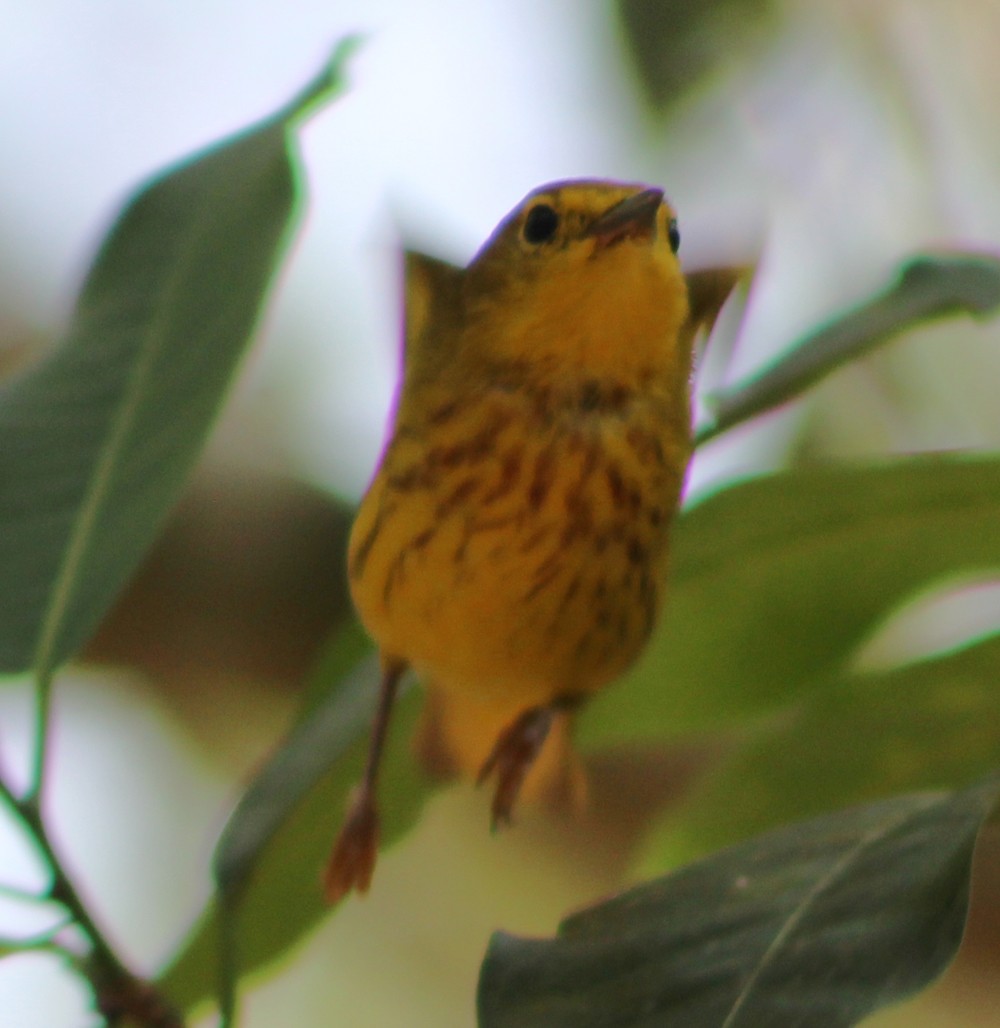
478,776 -> 999,1028
300,614 -> 372,713
645,633 -> 1000,866
159,636 -> 432,1017
579,454 -> 1000,747
0,42 -> 354,678
213,623 -> 376,897
616,0 -> 775,111
696,253 -> 1000,446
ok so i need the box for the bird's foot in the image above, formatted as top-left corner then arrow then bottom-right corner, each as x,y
477,706 -> 555,829
324,785 -> 379,903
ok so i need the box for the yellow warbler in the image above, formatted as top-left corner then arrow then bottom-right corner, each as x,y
325,179 -> 735,901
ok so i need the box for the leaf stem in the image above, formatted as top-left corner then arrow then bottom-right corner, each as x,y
25,667 -> 54,804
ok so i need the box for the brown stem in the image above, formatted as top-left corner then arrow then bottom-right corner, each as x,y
0,774 -> 184,1026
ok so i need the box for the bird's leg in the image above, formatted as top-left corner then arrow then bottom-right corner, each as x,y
477,693 -> 584,829
323,656 -> 407,903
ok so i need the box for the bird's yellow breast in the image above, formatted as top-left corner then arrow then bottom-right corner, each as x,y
348,178 -> 693,710
348,374 -> 688,707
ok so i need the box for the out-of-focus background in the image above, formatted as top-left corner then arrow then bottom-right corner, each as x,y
1,1 -> 999,1025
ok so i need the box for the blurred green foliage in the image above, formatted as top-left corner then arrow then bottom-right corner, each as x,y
616,0 -> 776,110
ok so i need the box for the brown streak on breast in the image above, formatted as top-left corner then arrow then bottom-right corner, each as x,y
428,399 -> 463,426
579,379 -> 602,411
520,523 -> 553,553
528,445 -> 556,510
380,524 -> 439,604
349,505 -> 388,581
436,477 -> 480,519
560,490 -> 594,548
580,438 -> 601,478
382,550 -> 405,605
553,574 -> 581,619
388,464 -> 439,491
604,383 -> 629,412
626,424 -> 668,468
605,462 -> 627,509
471,513 -> 521,534
426,410 -> 511,470
528,383 -> 557,428
411,526 -> 436,550
523,556 -> 563,602
481,445 -> 523,505
626,537 -> 646,565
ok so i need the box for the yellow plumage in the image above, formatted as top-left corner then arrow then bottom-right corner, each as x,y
326,180 -> 734,901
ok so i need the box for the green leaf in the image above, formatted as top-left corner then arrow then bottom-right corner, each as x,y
645,632 -> 1000,866
696,253 -> 1000,446
579,454 -> 1000,746
159,636 -> 431,1017
0,41 -> 355,678
478,776 -> 1000,1028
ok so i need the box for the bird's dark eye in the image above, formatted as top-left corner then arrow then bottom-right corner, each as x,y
668,217 -> 680,254
522,203 -> 560,245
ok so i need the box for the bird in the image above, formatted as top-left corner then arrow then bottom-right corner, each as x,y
324,179 -> 737,902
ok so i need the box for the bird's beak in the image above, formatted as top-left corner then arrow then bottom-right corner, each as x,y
584,188 -> 664,248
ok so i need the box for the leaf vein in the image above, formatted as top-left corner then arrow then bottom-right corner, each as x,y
719,796 -> 940,1027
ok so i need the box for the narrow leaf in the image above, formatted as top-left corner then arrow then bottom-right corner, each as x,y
478,776 -> 1000,1028
0,43 -> 353,677
213,640 -> 387,1024
695,252 -> 1000,446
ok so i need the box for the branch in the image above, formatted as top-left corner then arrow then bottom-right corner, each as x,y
0,767 -> 184,1026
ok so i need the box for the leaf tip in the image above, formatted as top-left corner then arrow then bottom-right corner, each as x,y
285,34 -> 366,124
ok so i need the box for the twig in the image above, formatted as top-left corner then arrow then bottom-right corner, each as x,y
0,913 -> 75,954
0,880 -> 47,904
0,765 -> 185,1026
